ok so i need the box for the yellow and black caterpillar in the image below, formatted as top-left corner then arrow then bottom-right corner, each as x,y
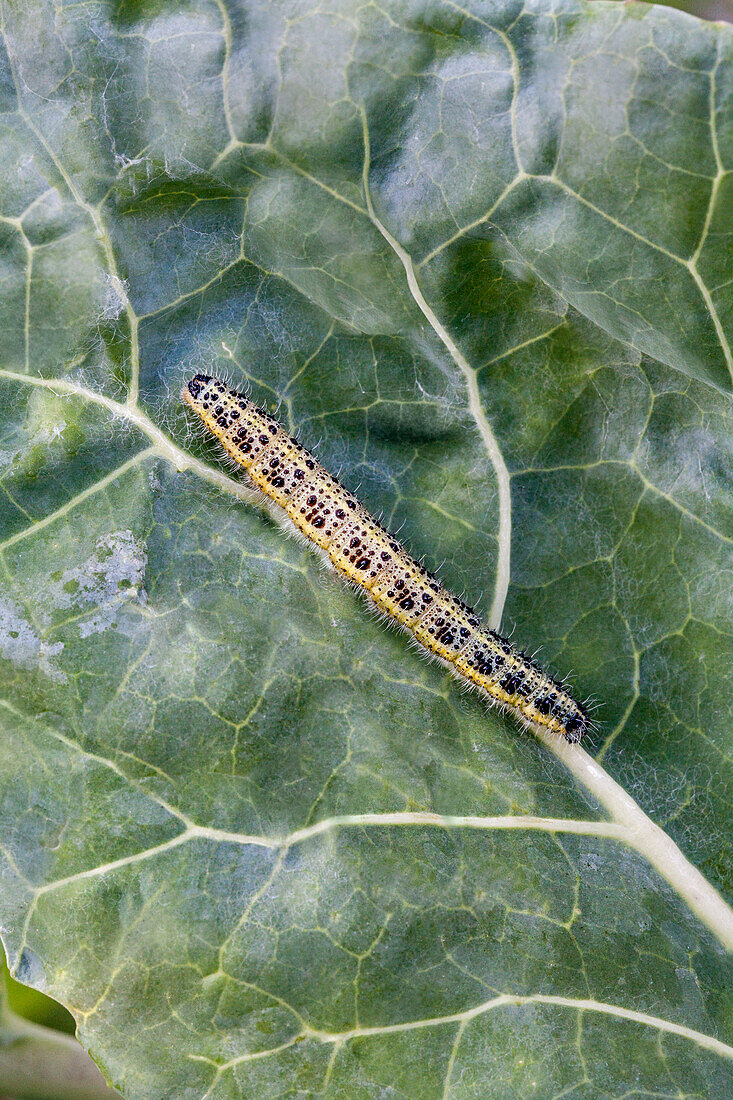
183,375 -> 588,743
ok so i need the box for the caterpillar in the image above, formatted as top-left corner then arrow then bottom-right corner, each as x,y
183,375 -> 588,743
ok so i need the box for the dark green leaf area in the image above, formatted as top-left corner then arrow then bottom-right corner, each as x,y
0,384 -> 147,544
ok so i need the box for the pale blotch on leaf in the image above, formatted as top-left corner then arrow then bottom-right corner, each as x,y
47,529 -> 148,637
0,597 -> 67,683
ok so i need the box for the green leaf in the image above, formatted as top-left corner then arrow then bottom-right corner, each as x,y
0,0 -> 731,1097
0,948 -> 119,1098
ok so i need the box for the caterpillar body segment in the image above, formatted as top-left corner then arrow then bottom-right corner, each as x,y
183,374 -> 588,743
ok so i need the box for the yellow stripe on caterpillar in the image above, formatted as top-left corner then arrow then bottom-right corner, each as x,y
183,374 -> 589,743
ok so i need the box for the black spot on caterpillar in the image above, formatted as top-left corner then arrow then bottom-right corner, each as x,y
183,375 -> 589,743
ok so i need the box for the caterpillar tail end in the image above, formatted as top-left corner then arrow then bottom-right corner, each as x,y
562,712 -> 586,743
